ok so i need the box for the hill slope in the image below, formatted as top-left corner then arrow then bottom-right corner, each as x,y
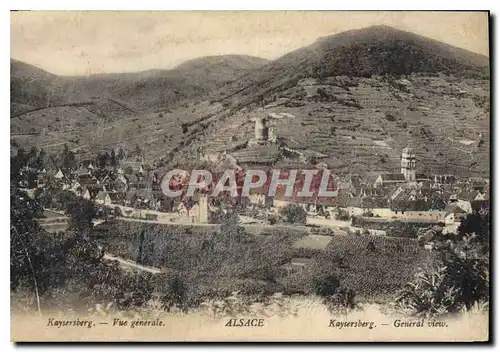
11,26 -> 490,177
11,55 -> 268,116
11,59 -> 63,115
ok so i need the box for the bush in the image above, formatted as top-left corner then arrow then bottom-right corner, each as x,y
268,215 -> 278,225
335,210 -> 350,221
385,112 -> 397,121
280,204 -> 307,224
114,206 -> 122,217
312,275 -> 340,297
312,274 -> 357,312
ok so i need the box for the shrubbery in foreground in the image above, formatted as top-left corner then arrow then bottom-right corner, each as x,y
396,219 -> 489,318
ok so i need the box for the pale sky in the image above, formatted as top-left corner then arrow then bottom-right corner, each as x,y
11,11 -> 489,76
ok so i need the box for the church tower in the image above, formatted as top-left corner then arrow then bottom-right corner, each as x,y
199,193 -> 209,224
401,145 -> 416,182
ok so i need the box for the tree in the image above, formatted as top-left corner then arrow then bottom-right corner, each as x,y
35,149 -> 46,171
134,144 -> 142,158
280,204 -> 307,224
114,206 -> 123,217
10,150 -> 155,314
313,275 -> 340,297
457,209 -> 490,248
396,233 -> 489,317
117,147 -> 125,161
61,144 -> 76,171
97,152 -> 111,169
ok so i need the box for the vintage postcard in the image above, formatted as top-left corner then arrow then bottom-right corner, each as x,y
10,11 -> 490,342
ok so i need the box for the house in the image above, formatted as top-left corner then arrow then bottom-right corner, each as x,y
36,173 -> 47,187
125,173 -> 139,185
280,258 -> 314,276
432,174 -> 457,185
362,197 -> 391,217
346,197 -> 366,216
188,203 -> 200,219
69,181 -> 81,194
248,192 -> 273,207
415,173 -> 432,184
145,214 -> 158,221
176,199 -> 199,220
456,190 -> 486,213
110,176 -> 128,193
248,183 -> 273,207
95,191 -> 111,205
108,192 -> 124,205
79,187 -> 91,200
271,169 -> 338,212
80,160 -> 95,170
342,196 -> 391,217
468,178 -> 489,192
390,199 -> 445,221
124,190 -> 138,207
470,200 -> 490,213
122,161 -> 144,175
176,202 -> 189,217
78,173 -> 99,187
443,204 -> 467,225
87,184 -> 106,200
135,189 -> 153,206
53,168 -> 64,180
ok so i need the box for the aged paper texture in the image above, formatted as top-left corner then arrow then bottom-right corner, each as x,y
10,11 -> 490,342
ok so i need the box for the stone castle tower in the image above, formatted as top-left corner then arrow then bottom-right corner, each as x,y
248,116 -> 271,147
254,116 -> 269,142
401,145 -> 416,182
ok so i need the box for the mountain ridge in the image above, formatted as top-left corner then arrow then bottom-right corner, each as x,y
11,55 -> 269,115
213,25 -> 489,109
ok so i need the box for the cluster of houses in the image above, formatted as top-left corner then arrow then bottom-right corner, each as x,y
31,158 -> 223,223
35,158 -> 159,210
26,143 -> 489,231
260,146 -> 489,233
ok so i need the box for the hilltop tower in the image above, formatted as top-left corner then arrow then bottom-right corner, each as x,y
254,116 -> 269,142
401,145 -> 416,182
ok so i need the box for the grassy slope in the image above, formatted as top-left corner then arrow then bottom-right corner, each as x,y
10,55 -> 268,116
213,25 -> 489,109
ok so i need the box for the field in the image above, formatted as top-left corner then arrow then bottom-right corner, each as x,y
96,219 -> 434,303
38,209 -> 70,233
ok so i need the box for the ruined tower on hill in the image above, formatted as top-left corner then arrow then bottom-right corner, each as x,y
249,116 -> 271,146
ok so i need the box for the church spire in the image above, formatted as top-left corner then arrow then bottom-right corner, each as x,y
401,145 -> 416,182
